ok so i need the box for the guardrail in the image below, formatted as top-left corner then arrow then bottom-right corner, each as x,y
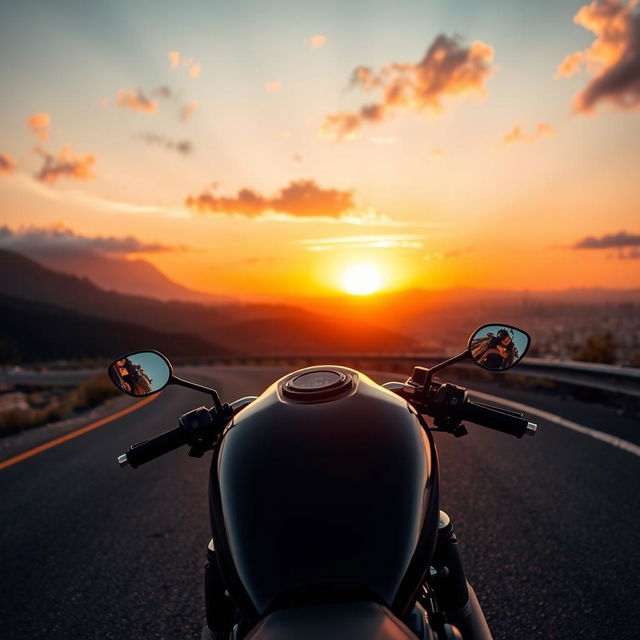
2,356 -> 638,412
182,353 -> 640,414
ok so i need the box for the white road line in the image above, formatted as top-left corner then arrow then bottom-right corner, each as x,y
470,390 -> 640,458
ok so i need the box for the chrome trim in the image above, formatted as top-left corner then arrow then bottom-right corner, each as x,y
526,421 -> 538,436
438,510 -> 451,529
117,453 -> 129,468
230,396 -> 258,414
381,381 -> 415,395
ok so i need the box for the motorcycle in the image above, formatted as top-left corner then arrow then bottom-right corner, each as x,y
108,323 -> 537,640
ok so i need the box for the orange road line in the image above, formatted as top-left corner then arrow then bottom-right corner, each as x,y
0,395 -> 157,471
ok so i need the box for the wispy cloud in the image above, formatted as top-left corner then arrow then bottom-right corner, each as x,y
310,34 -> 326,49
266,80 -> 282,93
168,51 -> 202,78
139,133 -> 193,155
299,234 -> 424,251
556,0 -> 640,113
186,179 -> 358,220
116,89 -> 158,113
180,101 -> 198,120
0,222 -> 188,256
321,34 -> 496,140
26,113 -> 51,142
0,153 -> 16,175
502,122 -> 556,144
34,145 -> 96,183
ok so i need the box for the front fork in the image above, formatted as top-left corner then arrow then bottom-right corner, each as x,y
202,540 -> 236,640
421,511 -> 493,640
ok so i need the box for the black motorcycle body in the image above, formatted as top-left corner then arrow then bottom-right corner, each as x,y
110,324 -> 535,640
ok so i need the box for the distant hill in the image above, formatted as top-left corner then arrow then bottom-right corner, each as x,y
0,293 -> 227,364
23,250 -> 233,305
0,249 -> 415,358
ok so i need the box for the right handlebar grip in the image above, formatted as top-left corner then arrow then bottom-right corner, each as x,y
120,425 -> 187,468
461,400 -> 536,438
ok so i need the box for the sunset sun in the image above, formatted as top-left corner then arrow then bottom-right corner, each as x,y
341,263 -> 383,296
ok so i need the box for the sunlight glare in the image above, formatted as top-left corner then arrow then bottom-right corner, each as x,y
341,263 -> 382,296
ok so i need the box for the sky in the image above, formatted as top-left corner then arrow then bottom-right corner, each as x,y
0,0 -> 639,298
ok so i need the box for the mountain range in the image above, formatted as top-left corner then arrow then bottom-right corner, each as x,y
0,249 -> 415,363
18,250 -> 233,305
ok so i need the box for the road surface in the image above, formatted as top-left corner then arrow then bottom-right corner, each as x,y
1,366 -> 639,639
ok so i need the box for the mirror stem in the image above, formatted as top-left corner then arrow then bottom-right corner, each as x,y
422,351 -> 471,389
170,376 -> 224,413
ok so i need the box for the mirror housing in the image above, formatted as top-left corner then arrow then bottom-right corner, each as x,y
468,324 -> 531,371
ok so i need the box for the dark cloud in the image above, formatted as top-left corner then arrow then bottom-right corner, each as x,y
34,146 -> 96,183
574,230 -> 640,248
557,0 -> 640,113
153,86 -> 173,99
140,133 -> 193,155
0,223 -> 185,256
0,153 -> 16,175
322,34 -> 495,139
186,179 -> 356,219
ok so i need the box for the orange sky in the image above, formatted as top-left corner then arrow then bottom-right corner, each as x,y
1,0 -> 639,298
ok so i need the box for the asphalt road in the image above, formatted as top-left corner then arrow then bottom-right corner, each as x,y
1,365 -> 639,639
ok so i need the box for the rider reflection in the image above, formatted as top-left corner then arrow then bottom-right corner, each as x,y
114,358 -> 153,395
473,329 -> 516,370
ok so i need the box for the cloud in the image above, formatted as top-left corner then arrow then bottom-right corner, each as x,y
186,179 -> 357,219
502,122 -> 556,144
27,113 -> 51,142
424,250 -> 460,262
266,80 -> 282,93
556,0 -> 640,112
116,89 -> 158,112
170,52 -> 202,77
321,34 -> 495,140
299,234 -> 424,251
34,145 -> 96,183
574,230 -> 640,248
0,153 -> 16,175
180,101 -> 198,120
310,34 -> 326,49
0,222 -> 185,256
140,133 -> 193,155
153,85 -> 173,99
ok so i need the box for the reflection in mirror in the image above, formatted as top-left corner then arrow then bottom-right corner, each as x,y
469,325 -> 531,371
108,351 -> 172,397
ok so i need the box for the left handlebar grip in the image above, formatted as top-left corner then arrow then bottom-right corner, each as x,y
118,425 -> 187,469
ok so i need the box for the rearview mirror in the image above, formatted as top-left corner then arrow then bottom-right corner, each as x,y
108,351 -> 172,397
468,324 -> 531,371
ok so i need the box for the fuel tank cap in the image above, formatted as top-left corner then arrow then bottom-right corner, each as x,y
281,368 -> 354,401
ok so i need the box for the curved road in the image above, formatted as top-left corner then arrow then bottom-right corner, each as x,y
0,366 -> 639,639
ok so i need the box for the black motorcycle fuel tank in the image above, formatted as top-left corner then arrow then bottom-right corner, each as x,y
209,366 -> 439,617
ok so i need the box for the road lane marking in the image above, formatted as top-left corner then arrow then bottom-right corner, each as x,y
0,395 -> 157,471
470,391 -> 640,458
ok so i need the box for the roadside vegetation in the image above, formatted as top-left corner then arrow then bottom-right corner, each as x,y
0,374 -> 119,438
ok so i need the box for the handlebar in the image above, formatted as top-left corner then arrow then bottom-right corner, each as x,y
118,425 -> 187,468
461,398 -> 537,438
